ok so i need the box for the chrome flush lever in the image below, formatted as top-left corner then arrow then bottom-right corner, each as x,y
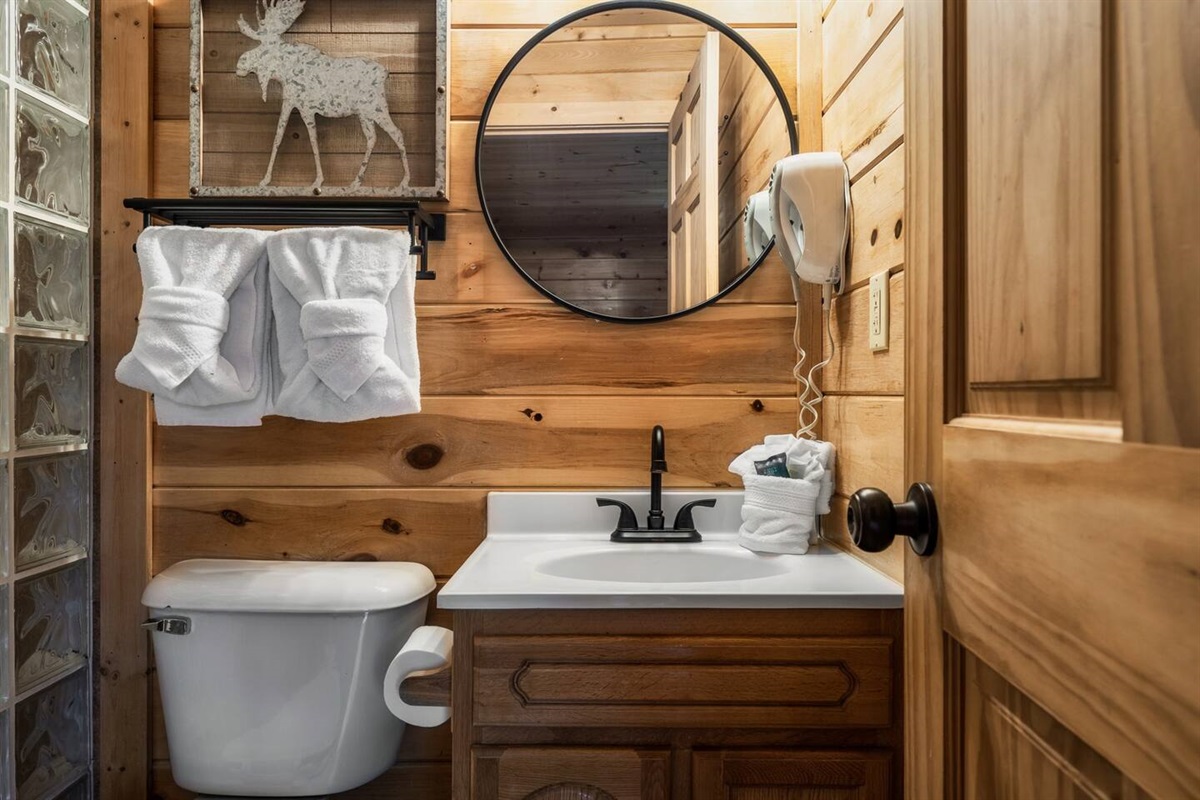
141,616 -> 191,635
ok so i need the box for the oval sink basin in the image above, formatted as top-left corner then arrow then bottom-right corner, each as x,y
536,549 -> 790,584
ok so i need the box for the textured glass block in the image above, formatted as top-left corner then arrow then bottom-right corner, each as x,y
14,215 -> 88,332
0,335 -> 10,449
14,453 -> 87,571
15,93 -> 89,222
0,210 -> 9,328
15,562 -> 87,692
0,710 -> 11,800
0,584 -> 10,703
0,88 -> 8,223
15,669 -> 88,799
0,461 -> 10,578
14,338 -> 88,449
16,0 -> 90,114
0,0 -> 9,75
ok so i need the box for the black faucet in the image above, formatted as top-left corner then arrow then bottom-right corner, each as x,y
598,425 -> 716,543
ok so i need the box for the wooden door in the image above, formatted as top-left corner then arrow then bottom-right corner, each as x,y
667,31 -> 720,314
905,0 -> 1200,797
471,747 -> 669,800
692,750 -> 891,800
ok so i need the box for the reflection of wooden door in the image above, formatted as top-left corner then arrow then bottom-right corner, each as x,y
906,2 -> 1199,798
667,31 -> 719,314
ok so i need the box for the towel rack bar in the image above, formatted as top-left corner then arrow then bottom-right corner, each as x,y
123,197 -> 444,279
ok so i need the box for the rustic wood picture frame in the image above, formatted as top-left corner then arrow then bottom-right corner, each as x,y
188,0 -> 448,198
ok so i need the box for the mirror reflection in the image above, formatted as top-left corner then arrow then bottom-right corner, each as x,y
478,6 -> 795,320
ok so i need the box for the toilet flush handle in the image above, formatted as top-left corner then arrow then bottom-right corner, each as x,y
141,616 -> 192,635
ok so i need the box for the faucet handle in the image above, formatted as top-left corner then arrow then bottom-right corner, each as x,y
597,498 -> 639,532
672,498 -> 717,532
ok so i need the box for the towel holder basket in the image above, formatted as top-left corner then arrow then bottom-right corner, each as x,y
123,198 -> 446,280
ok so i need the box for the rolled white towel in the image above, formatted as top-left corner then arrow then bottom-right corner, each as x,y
737,474 -> 822,555
269,227 -> 420,422
115,227 -> 272,426
729,434 -> 836,551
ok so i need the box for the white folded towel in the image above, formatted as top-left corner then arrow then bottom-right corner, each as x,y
728,434 -> 836,514
729,434 -> 837,554
268,227 -> 420,422
737,474 -> 822,554
115,227 -> 273,426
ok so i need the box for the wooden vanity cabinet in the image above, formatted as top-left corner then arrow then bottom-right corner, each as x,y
452,609 -> 903,800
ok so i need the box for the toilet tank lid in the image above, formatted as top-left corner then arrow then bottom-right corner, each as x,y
142,559 -> 436,613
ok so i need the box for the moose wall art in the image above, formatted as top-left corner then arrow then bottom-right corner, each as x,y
188,0 -> 448,198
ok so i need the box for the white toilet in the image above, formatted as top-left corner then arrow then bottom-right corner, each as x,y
142,558 -> 438,797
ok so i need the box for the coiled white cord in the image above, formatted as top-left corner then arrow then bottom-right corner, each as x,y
794,284 -> 835,439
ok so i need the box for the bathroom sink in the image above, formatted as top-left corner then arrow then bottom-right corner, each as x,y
536,548 -> 789,583
438,491 -> 905,609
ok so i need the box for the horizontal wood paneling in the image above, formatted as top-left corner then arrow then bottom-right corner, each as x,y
410,305 -> 795,395
450,27 -> 796,120
824,396 -> 905,500
449,1 -> 798,28
154,396 -> 793,487
822,0 -> 903,109
822,16 -> 904,182
153,488 -> 488,577
846,143 -> 904,288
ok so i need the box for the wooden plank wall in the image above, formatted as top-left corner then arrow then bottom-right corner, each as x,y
817,0 -> 906,582
715,35 -> 794,283
145,1 -> 805,797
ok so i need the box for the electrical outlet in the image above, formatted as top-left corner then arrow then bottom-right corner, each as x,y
869,271 -> 890,352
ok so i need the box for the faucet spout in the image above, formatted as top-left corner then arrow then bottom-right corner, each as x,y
648,425 -> 666,529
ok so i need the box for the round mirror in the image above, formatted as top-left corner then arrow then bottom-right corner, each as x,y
476,1 -> 797,322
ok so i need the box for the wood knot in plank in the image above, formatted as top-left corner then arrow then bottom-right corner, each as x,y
520,408 -> 544,423
345,553 -> 379,562
382,518 -> 410,535
750,399 -> 765,413
406,443 -> 444,470
220,509 -> 247,526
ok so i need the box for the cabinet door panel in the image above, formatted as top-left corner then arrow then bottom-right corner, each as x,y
692,750 -> 891,800
474,634 -> 893,729
472,746 -> 669,800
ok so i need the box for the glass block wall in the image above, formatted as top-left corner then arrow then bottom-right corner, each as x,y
0,0 -> 93,795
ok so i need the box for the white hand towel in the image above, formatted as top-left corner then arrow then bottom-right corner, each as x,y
729,434 -> 837,554
115,227 -> 272,426
268,227 -> 420,422
736,474 -> 822,554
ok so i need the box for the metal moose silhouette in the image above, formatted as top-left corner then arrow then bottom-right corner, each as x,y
235,0 -> 411,191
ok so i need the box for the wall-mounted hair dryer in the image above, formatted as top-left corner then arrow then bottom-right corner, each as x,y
765,152 -> 852,441
767,152 -> 851,299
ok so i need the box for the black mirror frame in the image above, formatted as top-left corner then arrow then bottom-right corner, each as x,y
474,0 -> 799,324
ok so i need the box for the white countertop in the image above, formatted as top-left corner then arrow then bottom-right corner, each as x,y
438,491 -> 904,610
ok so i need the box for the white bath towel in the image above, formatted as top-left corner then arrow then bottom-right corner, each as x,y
268,227 -> 420,422
729,434 -> 836,554
115,227 -> 273,426
728,434 -> 836,514
736,474 -> 822,554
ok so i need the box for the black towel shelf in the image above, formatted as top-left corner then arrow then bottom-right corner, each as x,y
123,197 -> 446,280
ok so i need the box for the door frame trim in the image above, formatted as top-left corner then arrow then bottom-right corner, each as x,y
903,0 -> 957,796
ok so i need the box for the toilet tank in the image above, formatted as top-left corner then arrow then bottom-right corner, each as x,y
143,559 -> 436,797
